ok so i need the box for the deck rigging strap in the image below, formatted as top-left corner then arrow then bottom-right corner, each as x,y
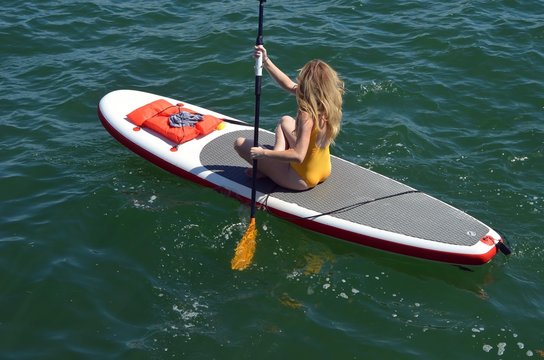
261,189 -> 421,221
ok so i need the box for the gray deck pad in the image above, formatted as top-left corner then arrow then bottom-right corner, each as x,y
201,130 -> 488,246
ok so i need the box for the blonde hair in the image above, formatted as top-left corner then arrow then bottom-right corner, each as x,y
295,60 -> 344,146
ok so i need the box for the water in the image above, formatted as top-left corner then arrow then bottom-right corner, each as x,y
1,1 -> 543,358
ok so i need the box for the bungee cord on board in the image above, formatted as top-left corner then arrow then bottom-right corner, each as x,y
259,188 -> 421,222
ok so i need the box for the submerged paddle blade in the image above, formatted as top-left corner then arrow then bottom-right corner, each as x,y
231,217 -> 257,270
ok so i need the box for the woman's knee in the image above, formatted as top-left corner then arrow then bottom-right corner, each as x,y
276,116 -> 295,135
234,137 -> 253,157
234,137 -> 246,154
280,115 -> 295,127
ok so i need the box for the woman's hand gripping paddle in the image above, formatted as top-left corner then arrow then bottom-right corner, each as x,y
231,0 -> 266,271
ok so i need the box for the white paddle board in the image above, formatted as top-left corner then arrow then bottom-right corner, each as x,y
98,89 -> 508,265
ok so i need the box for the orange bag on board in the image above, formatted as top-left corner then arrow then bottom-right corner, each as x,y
126,99 -> 223,144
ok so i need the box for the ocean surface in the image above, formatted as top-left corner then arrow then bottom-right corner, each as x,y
1,1 -> 543,359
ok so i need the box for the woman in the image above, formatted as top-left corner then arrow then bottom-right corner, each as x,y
234,45 -> 344,191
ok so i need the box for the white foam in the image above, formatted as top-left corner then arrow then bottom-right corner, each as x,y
497,342 -> 506,356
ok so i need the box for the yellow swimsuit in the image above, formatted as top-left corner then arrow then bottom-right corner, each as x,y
290,123 -> 331,188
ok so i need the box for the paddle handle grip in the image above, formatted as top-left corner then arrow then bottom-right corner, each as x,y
255,1 -> 265,78
255,54 -> 263,77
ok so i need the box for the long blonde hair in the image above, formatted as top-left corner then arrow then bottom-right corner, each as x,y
295,60 -> 344,146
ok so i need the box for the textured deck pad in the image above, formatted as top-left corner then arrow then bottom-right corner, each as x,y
201,130 -> 488,246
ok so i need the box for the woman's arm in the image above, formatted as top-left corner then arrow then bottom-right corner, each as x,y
251,112 -> 313,163
255,45 -> 297,94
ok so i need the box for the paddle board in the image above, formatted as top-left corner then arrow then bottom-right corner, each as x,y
98,89 -> 508,265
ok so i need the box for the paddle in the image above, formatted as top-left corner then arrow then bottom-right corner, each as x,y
231,0 -> 267,270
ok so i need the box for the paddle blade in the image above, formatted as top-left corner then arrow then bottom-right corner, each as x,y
231,217 -> 257,270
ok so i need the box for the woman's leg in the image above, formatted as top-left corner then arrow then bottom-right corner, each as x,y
233,134 -> 308,191
234,136 -> 253,164
274,115 -> 297,150
266,116 -> 308,190
257,158 -> 309,190
233,115 -> 296,163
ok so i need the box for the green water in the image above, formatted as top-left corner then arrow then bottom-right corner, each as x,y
1,1 -> 543,359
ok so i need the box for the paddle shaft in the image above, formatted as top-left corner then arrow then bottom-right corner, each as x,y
250,0 -> 266,219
